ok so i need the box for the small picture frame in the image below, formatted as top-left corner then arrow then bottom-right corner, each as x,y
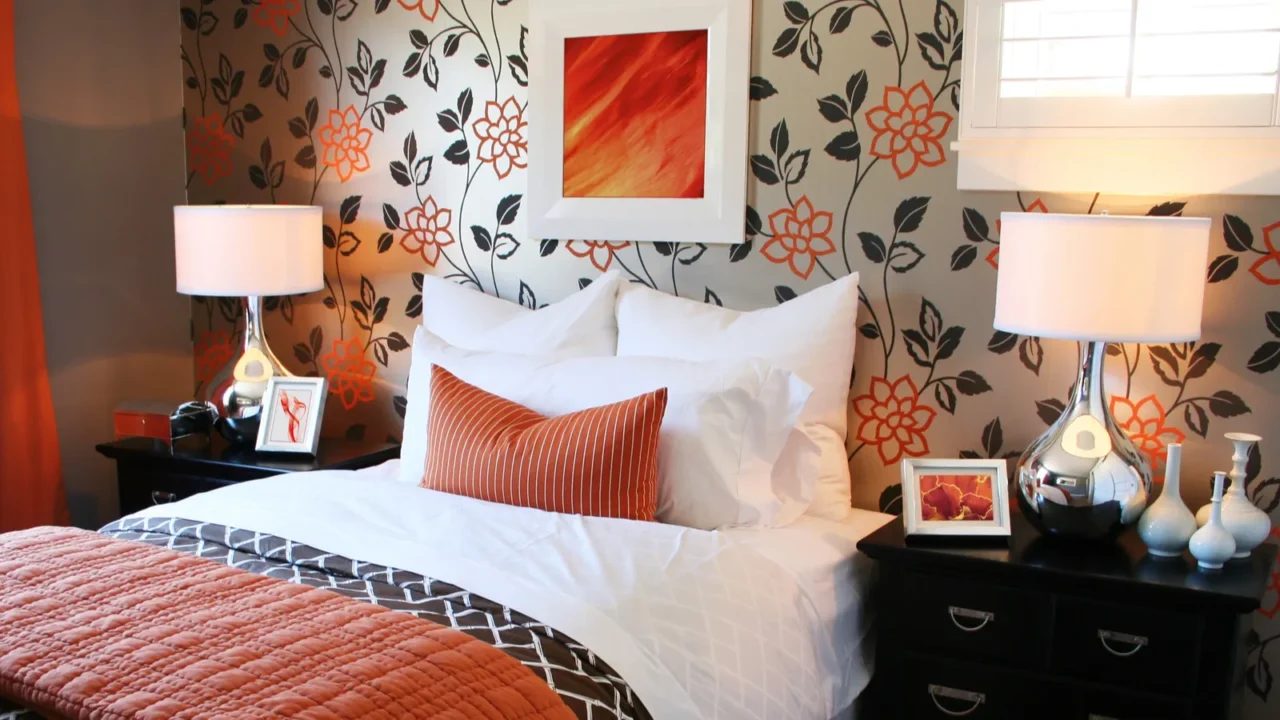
255,377 -> 326,455
901,458 -> 1011,537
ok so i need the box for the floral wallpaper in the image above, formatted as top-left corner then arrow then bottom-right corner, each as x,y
179,0 -> 1280,710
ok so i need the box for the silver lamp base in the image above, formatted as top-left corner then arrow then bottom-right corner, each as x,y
203,295 -> 292,445
1016,341 -> 1151,540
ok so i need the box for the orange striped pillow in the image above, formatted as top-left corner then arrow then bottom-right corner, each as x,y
420,366 -> 668,521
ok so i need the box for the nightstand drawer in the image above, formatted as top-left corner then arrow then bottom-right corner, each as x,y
904,654 -> 1046,719
1063,687 -> 1193,720
1052,598 -> 1201,696
118,473 -> 239,515
902,571 -> 1051,666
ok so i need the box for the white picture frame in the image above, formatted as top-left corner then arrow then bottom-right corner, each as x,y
901,458 -> 1012,537
255,377 -> 327,455
527,0 -> 752,244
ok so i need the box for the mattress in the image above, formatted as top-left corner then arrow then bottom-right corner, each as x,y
2,461 -> 889,719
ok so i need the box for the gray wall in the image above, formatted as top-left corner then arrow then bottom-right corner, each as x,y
15,0 -> 191,527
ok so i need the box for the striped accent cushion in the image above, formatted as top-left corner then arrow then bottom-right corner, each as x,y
420,366 -> 668,521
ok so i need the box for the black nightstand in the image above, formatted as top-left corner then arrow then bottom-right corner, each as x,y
857,515 -> 1277,720
97,435 -> 400,518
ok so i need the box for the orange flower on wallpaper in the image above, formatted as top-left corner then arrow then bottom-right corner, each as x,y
318,106 -> 373,182
989,199 -> 1048,269
562,30 -> 708,198
1110,395 -> 1185,476
186,115 -> 234,185
761,197 -> 837,280
866,81 -> 952,180
919,475 -> 995,522
566,240 -> 630,272
254,0 -> 302,37
1249,220 -> 1280,285
322,338 -> 376,410
400,196 -> 454,266
194,330 -> 233,383
1260,528 -> 1280,619
472,98 -> 528,180
398,0 -> 439,22
853,375 -> 936,465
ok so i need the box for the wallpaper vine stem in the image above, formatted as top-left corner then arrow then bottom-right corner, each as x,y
180,0 -> 1279,711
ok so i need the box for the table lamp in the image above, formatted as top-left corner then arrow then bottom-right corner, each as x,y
174,205 -> 323,444
994,212 -> 1211,540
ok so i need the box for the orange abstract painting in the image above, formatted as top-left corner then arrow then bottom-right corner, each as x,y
563,30 -> 708,199
918,474 -> 995,522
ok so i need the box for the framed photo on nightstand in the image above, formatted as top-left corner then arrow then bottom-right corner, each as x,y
900,458 -> 1012,538
255,377 -> 326,455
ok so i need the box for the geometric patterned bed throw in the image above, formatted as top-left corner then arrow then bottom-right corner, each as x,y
0,526 -> 575,719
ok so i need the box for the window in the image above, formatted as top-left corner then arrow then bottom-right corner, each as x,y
957,0 -> 1280,193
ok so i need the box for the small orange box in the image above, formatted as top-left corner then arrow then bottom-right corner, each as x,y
114,401 -> 182,442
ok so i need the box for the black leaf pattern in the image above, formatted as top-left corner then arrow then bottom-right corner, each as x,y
982,418 -> 1003,457
750,76 -> 778,100
894,196 -> 931,234
988,331 -> 1018,354
934,383 -> 957,414
1036,399 -> 1067,426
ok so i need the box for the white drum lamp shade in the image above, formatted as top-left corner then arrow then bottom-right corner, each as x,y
174,205 -> 324,296
994,213 -> 1211,343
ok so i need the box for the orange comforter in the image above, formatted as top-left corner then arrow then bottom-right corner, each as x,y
0,526 -> 575,719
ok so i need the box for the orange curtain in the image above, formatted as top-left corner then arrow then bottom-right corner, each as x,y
0,0 -> 68,531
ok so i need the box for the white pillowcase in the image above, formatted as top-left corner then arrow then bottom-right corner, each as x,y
421,270 -> 622,355
400,272 -> 622,485
615,273 -> 860,521
405,328 -> 818,530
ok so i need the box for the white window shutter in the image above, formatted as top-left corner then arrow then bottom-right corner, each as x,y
956,0 -> 1280,194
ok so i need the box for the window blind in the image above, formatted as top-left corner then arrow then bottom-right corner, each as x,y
997,0 -> 1280,100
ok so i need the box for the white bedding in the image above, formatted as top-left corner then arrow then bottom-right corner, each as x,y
131,461 -> 891,720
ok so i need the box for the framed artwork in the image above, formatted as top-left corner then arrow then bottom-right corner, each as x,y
527,0 -> 751,244
901,458 -> 1012,537
255,377 -> 326,455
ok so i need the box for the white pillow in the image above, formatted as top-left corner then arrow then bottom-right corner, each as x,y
421,270 -> 621,354
400,272 -> 622,485
615,273 -> 860,521
406,328 -> 817,530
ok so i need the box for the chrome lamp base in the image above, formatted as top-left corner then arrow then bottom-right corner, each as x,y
1016,341 -> 1151,540
202,295 -> 292,444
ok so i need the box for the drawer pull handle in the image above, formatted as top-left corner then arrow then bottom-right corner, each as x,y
1097,629 -> 1148,657
928,685 -> 985,717
150,491 -> 178,505
1088,715 -> 1122,720
947,606 -> 994,632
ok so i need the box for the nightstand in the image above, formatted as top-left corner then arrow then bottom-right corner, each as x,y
97,435 -> 400,518
857,515 -> 1277,720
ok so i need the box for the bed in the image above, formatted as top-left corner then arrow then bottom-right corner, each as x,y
2,270 -> 877,718
0,461 -> 890,719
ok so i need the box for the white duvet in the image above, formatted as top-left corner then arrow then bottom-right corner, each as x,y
131,461 -> 891,720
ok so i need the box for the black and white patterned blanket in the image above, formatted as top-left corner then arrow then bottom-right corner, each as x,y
0,516 -> 649,720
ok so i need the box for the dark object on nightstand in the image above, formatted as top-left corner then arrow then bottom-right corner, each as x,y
97,434 -> 400,518
113,400 -> 218,442
858,514 -> 1276,720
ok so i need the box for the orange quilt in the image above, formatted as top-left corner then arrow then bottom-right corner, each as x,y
0,526 -> 575,719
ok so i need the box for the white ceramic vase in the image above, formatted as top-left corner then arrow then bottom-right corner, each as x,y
1194,433 -> 1271,558
1189,472 -> 1236,570
1138,444 -> 1196,557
